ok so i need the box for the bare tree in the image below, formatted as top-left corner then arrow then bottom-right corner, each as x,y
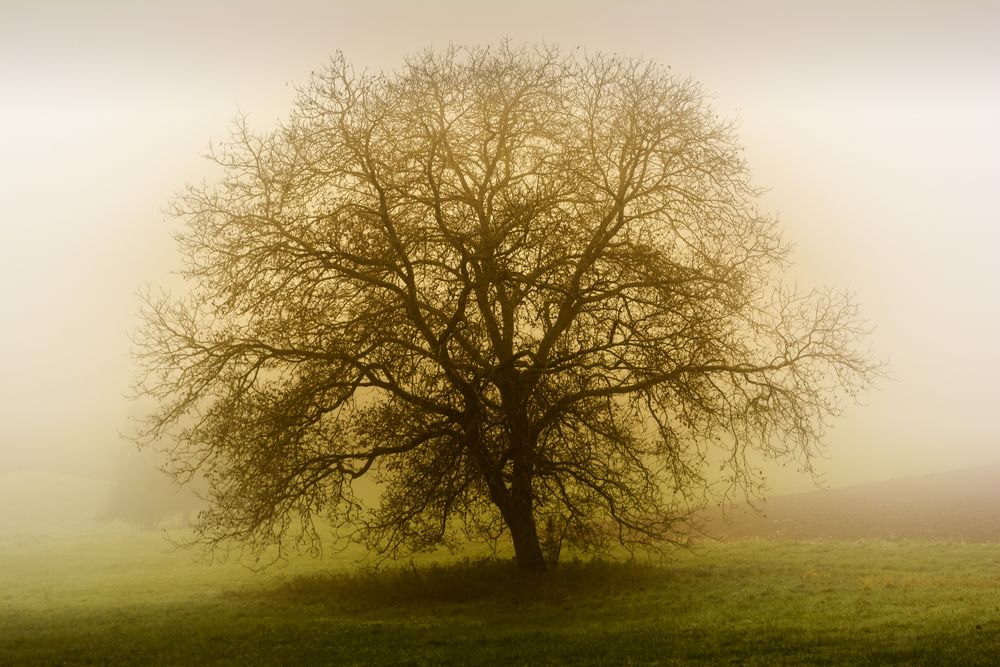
135,44 -> 878,572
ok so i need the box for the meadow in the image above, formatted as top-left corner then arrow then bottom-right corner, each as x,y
2,527 -> 999,665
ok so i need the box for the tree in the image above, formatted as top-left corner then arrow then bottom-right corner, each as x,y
100,445 -> 206,531
135,44 -> 878,572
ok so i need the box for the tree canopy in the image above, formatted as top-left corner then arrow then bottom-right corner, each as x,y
135,44 -> 878,572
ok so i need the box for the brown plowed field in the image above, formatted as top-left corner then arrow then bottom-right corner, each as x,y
701,463 -> 1000,542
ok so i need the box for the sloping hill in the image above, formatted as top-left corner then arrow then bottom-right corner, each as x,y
702,463 -> 1000,542
0,470 -> 110,535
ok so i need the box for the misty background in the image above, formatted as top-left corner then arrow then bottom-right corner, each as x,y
1,0 -> 998,526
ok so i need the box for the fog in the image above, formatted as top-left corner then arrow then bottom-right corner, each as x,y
1,0 -> 998,503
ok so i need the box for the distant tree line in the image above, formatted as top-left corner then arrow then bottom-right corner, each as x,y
101,446 -> 205,530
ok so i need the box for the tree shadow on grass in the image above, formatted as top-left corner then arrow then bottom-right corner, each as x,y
256,558 -> 682,609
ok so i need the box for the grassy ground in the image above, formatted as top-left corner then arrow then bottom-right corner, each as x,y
2,529 -> 1000,665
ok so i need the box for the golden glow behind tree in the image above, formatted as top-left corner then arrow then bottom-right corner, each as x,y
136,44 -> 878,572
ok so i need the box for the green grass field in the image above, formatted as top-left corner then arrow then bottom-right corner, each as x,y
2,529 -> 999,665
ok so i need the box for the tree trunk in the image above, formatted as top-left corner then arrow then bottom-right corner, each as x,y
504,497 -> 547,573
465,399 -> 546,572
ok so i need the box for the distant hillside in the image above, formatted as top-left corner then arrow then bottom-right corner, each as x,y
701,463 -> 1000,542
0,470 -> 110,534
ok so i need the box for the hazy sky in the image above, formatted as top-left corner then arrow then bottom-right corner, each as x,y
1,0 -> 998,491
